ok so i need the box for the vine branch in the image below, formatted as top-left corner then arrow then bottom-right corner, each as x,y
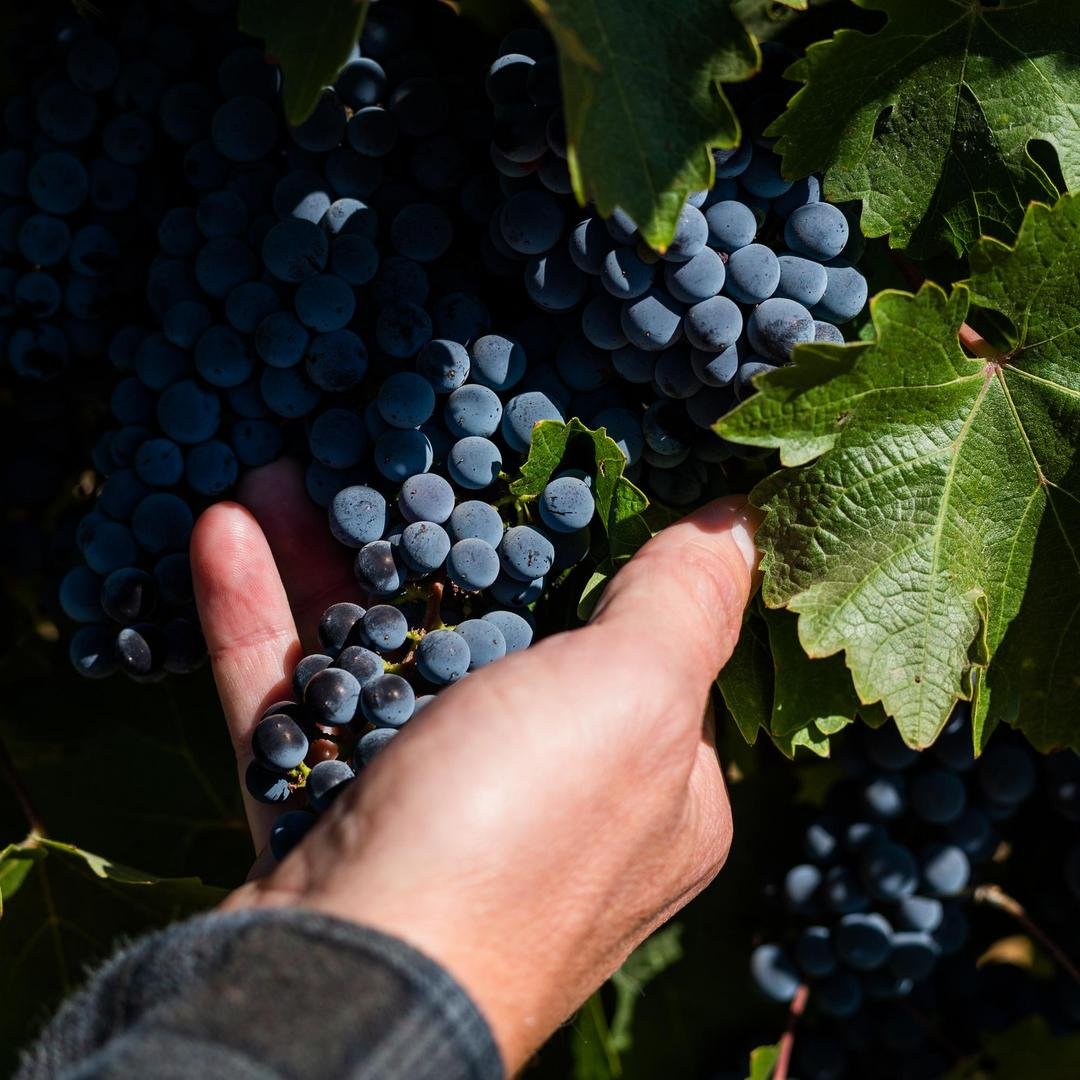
974,884 -> 1080,986
772,983 -> 809,1080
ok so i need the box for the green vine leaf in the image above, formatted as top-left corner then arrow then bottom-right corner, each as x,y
528,0 -> 759,250
768,0 -> 1076,257
239,0 -> 369,125
0,836 -> 223,1073
745,1042 -> 780,1080
512,417 -> 657,559
717,194 -> 1080,750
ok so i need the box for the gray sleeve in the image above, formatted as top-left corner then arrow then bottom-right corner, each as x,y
18,908 -> 504,1080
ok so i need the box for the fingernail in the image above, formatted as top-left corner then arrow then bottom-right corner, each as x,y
728,508 -> 761,574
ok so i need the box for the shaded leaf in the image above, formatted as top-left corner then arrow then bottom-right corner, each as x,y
0,836 -> 223,1073
529,0 -> 759,249
239,0 -> 369,125
717,607 -> 774,746
769,0 -> 1075,256
718,196 -> 1080,749
943,1016 -> 1080,1080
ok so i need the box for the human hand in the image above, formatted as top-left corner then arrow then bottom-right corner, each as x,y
191,458 -> 760,1074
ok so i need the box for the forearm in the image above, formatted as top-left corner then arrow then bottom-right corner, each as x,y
19,908 -> 502,1080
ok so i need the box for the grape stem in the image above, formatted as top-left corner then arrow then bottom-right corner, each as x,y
0,733 -> 47,838
973,883 -> 1080,985
772,983 -> 809,1080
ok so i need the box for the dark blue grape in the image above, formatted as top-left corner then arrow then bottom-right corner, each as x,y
318,602 -> 365,654
911,768 -> 966,824
920,843 -> 970,896
795,926 -> 837,978
262,217 -> 328,282
329,485 -> 388,548
307,759 -> 354,812
539,476 -> 595,532
499,525 -> 554,582
785,864 -> 822,911
132,493 -> 193,554
446,538 -> 501,590
361,672 -> 415,727
454,619 -> 506,669
354,540 -> 405,596
621,288 -> 684,352
398,472 -> 455,524
747,297 -> 815,361
269,810 -> 316,861
501,390 -> 564,453
749,944 -> 800,1003
888,931 -> 940,981
977,742 -> 1036,805
304,666 -> 361,727
785,202 -> 849,262
400,521 -> 451,575
356,726 -> 398,766
253,712 -> 309,772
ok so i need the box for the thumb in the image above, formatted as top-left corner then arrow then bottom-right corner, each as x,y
587,495 -> 762,698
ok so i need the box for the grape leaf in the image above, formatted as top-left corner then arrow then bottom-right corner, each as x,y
528,0 -> 759,250
0,836 -> 223,1074
717,195 -> 1080,750
239,0 -> 369,125
570,924 -> 684,1079
943,1017 -> 1080,1080
512,417 -> 656,559
717,604 -> 858,756
768,0 -> 1076,257
745,1042 -> 779,1080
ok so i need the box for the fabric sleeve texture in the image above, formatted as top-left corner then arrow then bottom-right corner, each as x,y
17,907 -> 504,1080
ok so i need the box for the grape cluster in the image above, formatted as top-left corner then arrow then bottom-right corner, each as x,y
746,709 -> 1080,1078
480,33 -> 868,507
0,1 -> 239,382
53,0 -> 519,679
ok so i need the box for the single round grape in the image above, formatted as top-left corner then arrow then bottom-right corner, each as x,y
448,501 -> 505,547
417,339 -> 470,394
444,383 -> 503,439
360,605 -> 410,652
795,926 -> 837,978
60,566 -> 105,623
481,610 -> 533,653
253,713 -> 309,772
348,105 -> 398,156
813,263 -> 868,325
329,486 -> 388,548
621,288 -> 684,352
581,294 -> 628,351
499,525 -> 554,582
539,476 -> 595,533
776,255 -> 829,307
309,409 -> 368,470
375,301 -> 432,358
724,244 -> 781,305
662,203 -> 708,262
785,202 -> 849,262
354,541 -> 405,597
305,667 -> 361,728
101,567 -> 156,623
398,472 -> 455,524
470,335 -> 526,392
391,202 -> 453,262
836,912 -> 893,971
749,944 -> 800,1003
888,932 -> 941,981
377,371 -> 436,429
292,654 -> 333,700
524,249 -> 587,313
605,208 -> 637,244
501,391 -> 564,453
262,218 -> 328,283
132,493 -> 193,554
307,759 -> 355,812
318,602 -> 365,654
612,345 -> 656,384
684,295 -> 743,353
921,843 -> 970,897
454,619 -> 506,669
664,247 -> 725,304
568,215 -> 608,275
400,521 -> 451,575
269,810 -> 316,861
361,673 -> 416,728
447,436 -> 502,490
822,865 -> 869,915
261,365 -> 322,418
356,726 -> 398,766
374,428 -> 433,483
489,571 -> 545,607
446,538 -> 501,590
600,246 -> 654,300
704,199 -> 756,252
785,864 -> 822,911
333,646 -> 384,687
747,298 -> 816,361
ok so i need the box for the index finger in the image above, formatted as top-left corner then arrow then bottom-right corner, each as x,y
190,500 -> 301,850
